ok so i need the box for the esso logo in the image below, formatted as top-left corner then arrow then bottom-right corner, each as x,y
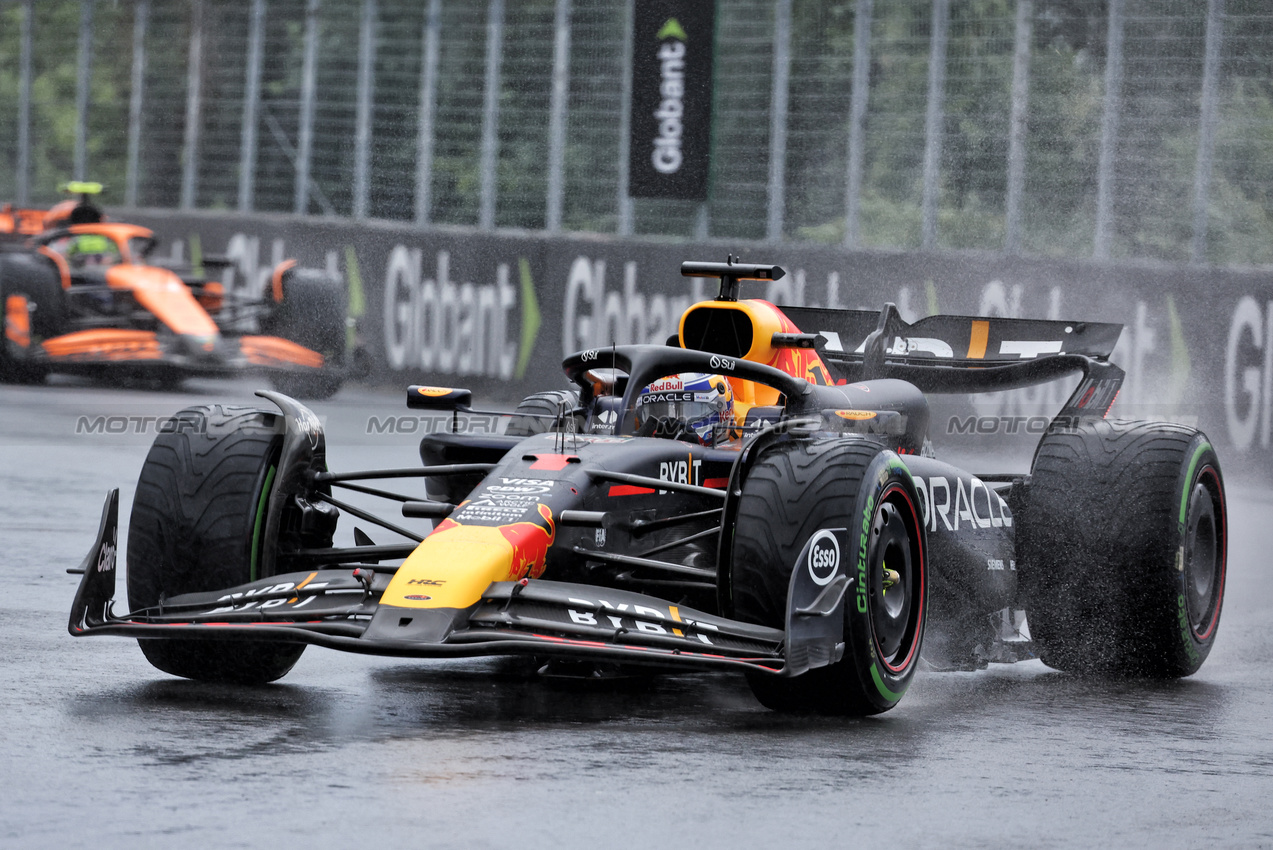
709,355 -> 735,371
581,349 -> 599,362
806,530 -> 839,586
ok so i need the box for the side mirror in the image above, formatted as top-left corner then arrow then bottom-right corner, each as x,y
406,385 -> 473,411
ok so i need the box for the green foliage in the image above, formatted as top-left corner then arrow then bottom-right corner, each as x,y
4,0 -> 1273,267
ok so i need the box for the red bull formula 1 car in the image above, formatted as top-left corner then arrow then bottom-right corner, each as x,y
68,260 -> 1227,714
1,184 -> 348,397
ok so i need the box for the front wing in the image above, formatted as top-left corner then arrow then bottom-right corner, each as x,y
30,329 -> 328,374
69,492 -> 808,676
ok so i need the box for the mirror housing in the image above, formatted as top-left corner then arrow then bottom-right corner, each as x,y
406,385 -> 473,411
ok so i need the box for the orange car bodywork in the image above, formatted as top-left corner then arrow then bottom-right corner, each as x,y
40,329 -> 164,362
104,265 -> 221,340
4,294 -> 31,348
239,335 -> 325,369
0,206 -> 49,236
13,222 -> 327,371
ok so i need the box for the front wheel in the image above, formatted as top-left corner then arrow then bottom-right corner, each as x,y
729,439 -> 927,715
127,404 -> 308,683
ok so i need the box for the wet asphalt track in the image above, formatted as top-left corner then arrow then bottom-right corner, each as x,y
2,378 -> 1273,849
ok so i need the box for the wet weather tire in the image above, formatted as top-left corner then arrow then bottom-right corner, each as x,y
264,267 -> 346,400
127,404 -> 306,684
729,439 -> 927,715
0,253 -> 63,384
1019,420 -> 1226,677
505,390 -> 582,437
270,370 -> 343,401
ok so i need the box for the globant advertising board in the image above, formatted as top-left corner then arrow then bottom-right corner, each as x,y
126,210 -> 1273,479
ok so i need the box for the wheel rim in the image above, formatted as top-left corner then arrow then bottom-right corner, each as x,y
869,492 -> 920,667
1184,468 -> 1224,638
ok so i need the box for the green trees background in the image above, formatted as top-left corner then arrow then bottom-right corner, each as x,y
2,0 -> 1272,266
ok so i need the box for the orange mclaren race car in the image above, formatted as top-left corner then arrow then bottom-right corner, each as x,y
0,185 -> 348,397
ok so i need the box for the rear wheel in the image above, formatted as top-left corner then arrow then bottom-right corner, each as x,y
270,370 -> 343,401
127,404 -> 307,683
729,439 -> 927,715
0,253 -> 63,384
1019,419 -> 1226,677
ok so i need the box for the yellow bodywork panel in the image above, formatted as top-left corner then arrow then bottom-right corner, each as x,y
382,507 -> 555,610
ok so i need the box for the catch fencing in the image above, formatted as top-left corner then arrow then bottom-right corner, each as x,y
3,0 -> 1273,266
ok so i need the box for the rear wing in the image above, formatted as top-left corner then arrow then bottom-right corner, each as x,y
780,304 -> 1121,364
674,259 -> 1124,419
777,303 -> 1124,414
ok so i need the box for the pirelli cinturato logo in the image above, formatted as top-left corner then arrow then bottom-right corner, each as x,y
628,1 -> 716,201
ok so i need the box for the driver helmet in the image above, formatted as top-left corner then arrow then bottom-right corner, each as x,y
636,372 -> 734,445
66,233 -> 117,268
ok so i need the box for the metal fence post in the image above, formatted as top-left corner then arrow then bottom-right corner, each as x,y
1093,0 -> 1125,260
125,0 -> 149,208
1192,0 -> 1225,265
546,0 -> 572,233
1004,0 -> 1032,255
353,0 -> 377,220
75,0 -> 95,183
16,0 -> 32,205
921,0 -> 949,251
238,0 -> 265,213
479,0 -> 505,231
766,0 -> 792,242
180,0 -> 204,210
415,0 -> 441,226
617,0 -> 635,236
844,0 -> 872,250
295,0 -> 320,216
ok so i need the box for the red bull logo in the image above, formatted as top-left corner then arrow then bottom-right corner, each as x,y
383,503 -> 559,609
497,503 -> 556,580
759,302 -> 837,386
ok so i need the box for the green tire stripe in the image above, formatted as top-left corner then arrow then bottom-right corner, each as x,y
870,663 -> 903,702
870,453 -> 913,704
1179,442 -> 1212,529
250,464 -> 277,582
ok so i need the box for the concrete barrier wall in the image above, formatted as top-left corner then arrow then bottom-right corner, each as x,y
126,210 -> 1273,475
